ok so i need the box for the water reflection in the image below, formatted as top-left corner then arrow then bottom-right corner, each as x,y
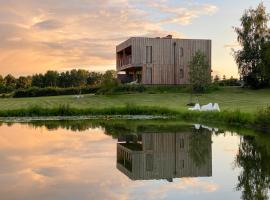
236,135 -> 270,200
0,120 -> 270,199
116,129 -> 212,182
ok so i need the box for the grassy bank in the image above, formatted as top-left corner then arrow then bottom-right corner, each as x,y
0,86 -> 270,131
0,87 -> 270,112
0,104 -> 269,131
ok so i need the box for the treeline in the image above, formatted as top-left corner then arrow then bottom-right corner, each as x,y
0,69 -> 117,94
213,75 -> 241,86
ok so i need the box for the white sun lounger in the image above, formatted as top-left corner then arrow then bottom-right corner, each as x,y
189,103 -> 220,112
188,103 -> 201,111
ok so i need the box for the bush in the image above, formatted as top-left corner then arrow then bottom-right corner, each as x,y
0,93 -> 13,98
13,86 -> 99,98
111,84 -> 146,93
145,85 -> 189,93
254,107 -> 270,129
218,78 -> 241,87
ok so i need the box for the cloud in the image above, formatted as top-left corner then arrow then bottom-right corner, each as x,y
0,0 -> 218,75
33,19 -> 63,30
149,2 -> 218,25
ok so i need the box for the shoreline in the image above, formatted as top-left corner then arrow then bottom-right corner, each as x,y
0,115 -> 170,123
0,105 -> 269,133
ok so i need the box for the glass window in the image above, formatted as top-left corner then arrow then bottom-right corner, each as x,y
179,138 -> 184,149
180,68 -> 184,79
146,154 -> 154,171
180,47 -> 184,57
146,46 -> 152,63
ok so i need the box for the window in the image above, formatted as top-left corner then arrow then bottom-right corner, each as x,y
179,138 -> 184,149
181,160 -> 185,169
180,47 -> 184,57
146,154 -> 154,171
146,46 -> 152,63
180,69 -> 184,79
145,134 -> 153,150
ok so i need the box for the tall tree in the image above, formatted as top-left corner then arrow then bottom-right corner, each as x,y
101,70 -> 119,89
4,74 -> 16,90
32,74 -> 45,88
44,71 -> 59,87
236,136 -> 270,200
261,41 -> 270,86
0,75 -> 4,86
59,71 -> 71,88
16,76 -> 32,89
189,51 -> 211,93
87,72 -> 103,86
76,69 -> 89,87
234,3 -> 270,88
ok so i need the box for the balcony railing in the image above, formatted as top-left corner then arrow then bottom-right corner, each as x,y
117,55 -> 132,68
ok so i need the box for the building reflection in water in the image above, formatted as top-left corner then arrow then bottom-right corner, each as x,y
117,128 -> 212,182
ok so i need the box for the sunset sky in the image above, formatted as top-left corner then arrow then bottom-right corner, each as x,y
0,0 -> 269,77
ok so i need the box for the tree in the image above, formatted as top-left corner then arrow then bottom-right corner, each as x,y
16,76 -> 32,89
58,71 -> 70,88
76,69 -> 89,87
32,74 -> 45,88
44,71 -> 59,87
234,3 -> 270,88
0,75 -> 3,85
236,136 -> 270,200
189,51 -> 211,93
261,41 -> 270,86
101,70 -> 119,89
4,74 -> 16,90
0,75 -> 5,93
213,75 -> 220,83
87,72 -> 103,86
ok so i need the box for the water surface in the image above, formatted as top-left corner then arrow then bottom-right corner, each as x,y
0,120 -> 269,200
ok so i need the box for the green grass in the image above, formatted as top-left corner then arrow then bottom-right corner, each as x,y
0,87 -> 269,113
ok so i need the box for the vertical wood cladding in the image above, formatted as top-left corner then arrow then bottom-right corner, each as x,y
116,37 -> 211,85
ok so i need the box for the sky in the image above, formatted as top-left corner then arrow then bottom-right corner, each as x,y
0,0 -> 269,77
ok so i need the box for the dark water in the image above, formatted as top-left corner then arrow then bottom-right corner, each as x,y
0,120 -> 269,200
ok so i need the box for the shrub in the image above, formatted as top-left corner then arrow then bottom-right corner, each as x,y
13,86 -> 99,98
254,107 -> 270,129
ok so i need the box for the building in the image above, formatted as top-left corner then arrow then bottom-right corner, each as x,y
116,35 -> 211,85
117,131 -> 212,182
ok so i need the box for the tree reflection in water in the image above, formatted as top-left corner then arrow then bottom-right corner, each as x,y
2,119 -> 270,198
236,135 -> 270,200
189,127 -> 212,168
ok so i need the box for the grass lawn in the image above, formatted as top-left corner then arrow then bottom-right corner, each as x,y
0,87 -> 269,113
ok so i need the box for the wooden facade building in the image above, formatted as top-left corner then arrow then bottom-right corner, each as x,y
117,132 -> 212,182
116,35 -> 211,85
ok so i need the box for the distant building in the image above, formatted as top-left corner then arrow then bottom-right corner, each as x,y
117,132 -> 212,182
116,35 -> 211,85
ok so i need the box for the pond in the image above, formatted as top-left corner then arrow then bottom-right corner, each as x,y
0,119 -> 269,200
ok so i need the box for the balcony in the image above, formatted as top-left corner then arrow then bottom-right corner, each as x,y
117,55 -> 132,70
117,45 -> 132,71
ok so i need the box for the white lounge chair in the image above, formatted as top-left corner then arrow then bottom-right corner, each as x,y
194,124 -> 201,130
189,103 -> 221,112
201,103 -> 213,111
213,103 -> 220,112
188,103 -> 201,111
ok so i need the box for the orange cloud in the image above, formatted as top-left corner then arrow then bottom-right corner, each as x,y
0,0 -> 218,76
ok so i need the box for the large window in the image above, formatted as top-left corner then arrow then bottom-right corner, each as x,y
179,138 -> 184,149
146,154 -> 154,171
180,68 -> 184,79
180,47 -> 184,57
146,46 -> 152,63
145,134 -> 153,150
